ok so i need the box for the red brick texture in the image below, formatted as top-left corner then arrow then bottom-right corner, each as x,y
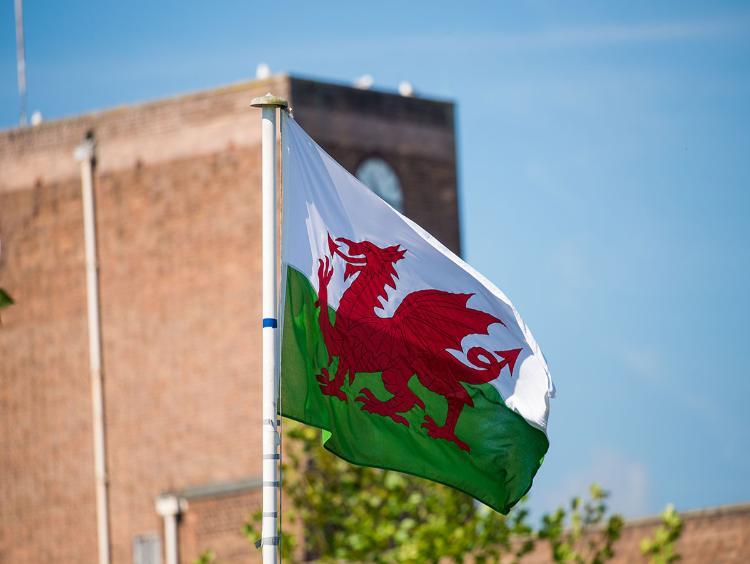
179,488 -> 261,563
0,175 -> 98,563
522,503 -> 750,564
0,75 -> 460,563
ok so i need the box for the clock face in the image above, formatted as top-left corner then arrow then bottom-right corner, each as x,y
356,157 -> 404,212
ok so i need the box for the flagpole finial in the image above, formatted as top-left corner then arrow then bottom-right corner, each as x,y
251,93 -> 288,108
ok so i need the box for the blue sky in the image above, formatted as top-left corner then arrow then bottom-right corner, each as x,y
2,1 -> 749,518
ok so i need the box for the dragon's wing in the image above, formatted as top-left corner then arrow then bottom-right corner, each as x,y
392,289 -> 503,354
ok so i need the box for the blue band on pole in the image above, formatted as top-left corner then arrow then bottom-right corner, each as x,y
262,318 -> 277,328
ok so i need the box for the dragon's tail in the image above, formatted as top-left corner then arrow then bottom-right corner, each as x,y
458,347 -> 503,385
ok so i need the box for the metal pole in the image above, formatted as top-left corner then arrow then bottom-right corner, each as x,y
251,93 -> 288,564
14,0 -> 27,126
74,135 -> 111,564
155,495 -> 184,564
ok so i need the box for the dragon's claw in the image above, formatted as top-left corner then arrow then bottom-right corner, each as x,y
316,257 -> 334,295
316,368 -> 347,401
421,415 -> 439,433
319,383 -> 347,402
390,413 -> 409,426
316,367 -> 331,384
356,387 -> 378,402
356,388 -> 409,427
421,415 -> 470,452
354,388 -> 378,410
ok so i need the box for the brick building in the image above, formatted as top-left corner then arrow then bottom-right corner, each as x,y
0,75 -> 459,563
1,75 -> 748,563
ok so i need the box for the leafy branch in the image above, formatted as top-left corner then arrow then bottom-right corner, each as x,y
538,484 -> 624,563
640,504 -> 682,564
0,287 -> 13,325
0,288 -> 12,309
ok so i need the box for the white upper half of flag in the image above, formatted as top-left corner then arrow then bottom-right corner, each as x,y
281,113 -> 555,433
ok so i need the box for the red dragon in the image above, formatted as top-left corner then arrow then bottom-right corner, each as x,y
315,235 -> 522,452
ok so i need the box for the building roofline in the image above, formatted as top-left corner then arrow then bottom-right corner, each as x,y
0,72 -> 454,136
623,500 -> 750,529
0,74 -> 289,136
286,72 -> 455,106
162,477 -> 263,502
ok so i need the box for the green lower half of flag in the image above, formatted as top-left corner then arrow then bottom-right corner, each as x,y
280,266 -> 548,514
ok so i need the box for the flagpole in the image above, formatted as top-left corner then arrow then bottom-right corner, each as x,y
251,93 -> 288,564
74,133 -> 111,564
14,0 -> 27,126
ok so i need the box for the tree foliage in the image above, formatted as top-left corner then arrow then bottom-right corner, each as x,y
538,484 -> 624,563
193,550 -> 216,564
0,288 -> 13,325
0,288 -> 12,309
238,421 -> 681,564
639,504 -> 683,564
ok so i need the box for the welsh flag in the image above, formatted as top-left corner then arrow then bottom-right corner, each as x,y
279,114 -> 554,513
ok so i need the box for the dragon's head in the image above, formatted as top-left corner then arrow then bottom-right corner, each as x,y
328,234 -> 406,284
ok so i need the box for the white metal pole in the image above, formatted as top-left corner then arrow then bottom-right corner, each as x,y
14,0 -> 27,126
251,93 -> 288,564
155,495 -> 184,564
164,514 -> 177,564
74,135 -> 111,564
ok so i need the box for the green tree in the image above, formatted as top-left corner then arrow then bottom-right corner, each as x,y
537,484 -> 624,563
640,504 -> 682,564
0,288 -> 12,309
193,549 -> 216,564
0,287 -> 13,325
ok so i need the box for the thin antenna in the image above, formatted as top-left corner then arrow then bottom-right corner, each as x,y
14,0 -> 28,127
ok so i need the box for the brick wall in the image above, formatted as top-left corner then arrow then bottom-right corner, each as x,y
0,75 -> 461,563
0,175 -> 97,562
178,487 -> 262,563
521,503 -> 750,564
0,77 -> 284,563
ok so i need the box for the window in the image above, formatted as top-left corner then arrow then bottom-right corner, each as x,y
133,532 -> 162,564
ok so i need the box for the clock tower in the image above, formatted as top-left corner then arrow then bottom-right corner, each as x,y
288,77 -> 461,256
